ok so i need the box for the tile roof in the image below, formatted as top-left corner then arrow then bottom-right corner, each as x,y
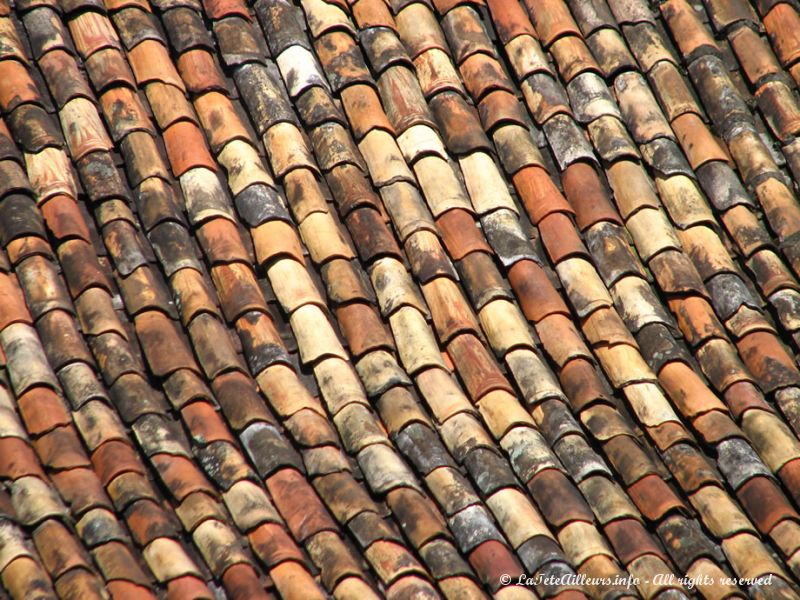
0,0 -> 799,597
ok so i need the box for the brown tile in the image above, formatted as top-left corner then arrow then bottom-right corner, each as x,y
507,259 -> 569,322
132,310 -> 198,377
128,40 -> 186,89
36,309 -> 94,370
550,35 -> 601,81
0,60 -> 41,111
2,557 -> 55,599
335,302 -> 394,357
661,0 -> 720,60
468,539 -> 523,591
459,53 -> 514,101
33,519 -> 92,578
270,561 -> 326,600
67,11 -> 121,58
204,0 -> 249,19
737,331 -> 800,392
34,425 -> 92,471
92,541 -> 152,587
194,92 -> 251,152
164,575 -> 213,599
538,211 -> 589,263
314,31 -> 372,92
196,218 -> 250,265
526,0 -> 581,47
447,333 -> 514,399
85,47 -> 137,92
429,92 -> 492,155
162,121 -> 216,177
352,0 -> 396,29
670,112 -> 729,170
92,440 -> 147,485
339,84 -> 394,141
730,26 -> 782,86
433,209 -> 489,260
527,468 -> 594,526
486,0 -> 535,44
152,452 -> 216,502
737,475 -> 799,534
247,522 -> 305,570
176,49 -> 229,95
512,165 -> 574,224
265,468 -> 338,541
345,207 -> 403,264
626,474 -> 687,521
477,90 -> 528,133
221,563 -> 270,600
763,3 -> 800,66
52,466 -> 114,515
756,79 -> 800,141
586,27 -> 638,77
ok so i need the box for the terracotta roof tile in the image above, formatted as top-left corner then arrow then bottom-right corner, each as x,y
3,0 -> 800,594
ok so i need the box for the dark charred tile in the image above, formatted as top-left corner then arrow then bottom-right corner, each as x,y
112,8 -> 165,50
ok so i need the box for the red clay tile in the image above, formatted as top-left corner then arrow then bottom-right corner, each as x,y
435,209 -> 491,260
203,0 -> 249,19
468,540 -> 523,590
335,302 -> 395,356
68,11 -> 121,59
34,425 -> 92,470
478,90 -> 528,132
167,576 -> 214,600
266,469 -> 338,541
222,563 -> 271,600
17,386 -> 70,436
724,382 -> 773,421
181,401 -> 236,445
248,522 -> 306,567
0,437 -> 46,480
0,60 -> 40,112
51,467 -> 113,514
627,474 -> 687,521
486,0 -> 536,44
730,26 -> 783,85
33,519 -> 92,577
538,211 -> 589,263
737,476 -> 799,533
177,49 -> 229,95
134,311 -> 201,377
527,468 -> 594,525
128,40 -> 186,89
671,113 -> 729,169
763,3 -> 800,66
604,517 -> 667,563
163,121 -> 217,177
459,53 -> 514,100
340,84 -> 394,139
152,453 -> 216,501
353,0 -> 396,29
524,0 -> 580,47
512,165 -> 574,224
92,440 -> 147,485
447,333 -> 515,399
661,0 -> 720,59
737,331 -> 800,392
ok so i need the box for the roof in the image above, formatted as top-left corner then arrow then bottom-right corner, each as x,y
0,0 -> 797,597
